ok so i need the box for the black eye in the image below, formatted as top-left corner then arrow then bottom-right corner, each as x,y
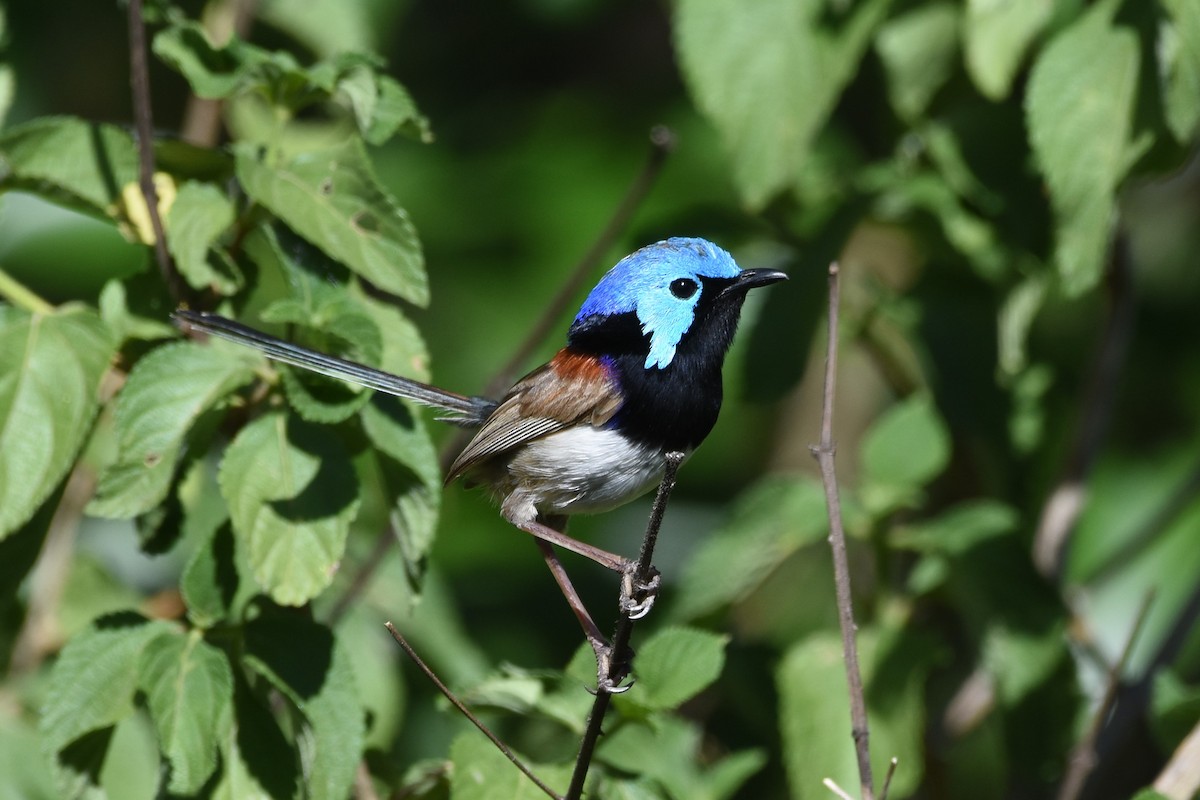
670,278 -> 698,299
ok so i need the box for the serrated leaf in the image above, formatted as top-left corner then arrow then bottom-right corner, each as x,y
220,413 -> 360,605
0,116 -> 139,217
673,475 -> 828,620
778,626 -> 934,800
1026,6 -> 1140,295
625,626 -> 727,712
0,306 -> 114,539
876,3 -> 960,121
964,0 -> 1052,100
166,180 -> 242,295
91,340 -> 257,519
1162,0 -> 1200,141
40,613 -> 173,796
860,392 -> 951,514
449,731 -> 570,800
674,0 -> 890,210
138,629 -> 233,794
235,140 -> 428,304
153,22 -> 299,102
242,608 -> 365,800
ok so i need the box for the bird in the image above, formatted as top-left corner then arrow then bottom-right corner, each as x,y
175,236 -> 786,687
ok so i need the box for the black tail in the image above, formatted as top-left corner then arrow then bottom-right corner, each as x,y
173,310 -> 494,425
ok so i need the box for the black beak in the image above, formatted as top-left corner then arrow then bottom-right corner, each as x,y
719,267 -> 789,298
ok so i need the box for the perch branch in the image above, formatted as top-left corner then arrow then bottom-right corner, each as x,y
565,451 -> 685,800
810,262 -> 875,800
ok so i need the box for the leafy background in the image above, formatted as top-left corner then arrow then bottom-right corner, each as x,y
1,0 -> 1198,799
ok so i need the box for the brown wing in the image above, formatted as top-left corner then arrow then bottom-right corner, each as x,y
445,349 -> 623,484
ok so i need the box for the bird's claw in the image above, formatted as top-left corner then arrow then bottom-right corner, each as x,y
591,639 -> 635,694
620,564 -> 661,620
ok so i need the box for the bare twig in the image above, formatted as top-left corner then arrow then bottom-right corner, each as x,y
1033,232 -> 1134,577
880,757 -> 898,800
810,262 -> 874,800
383,622 -> 563,800
565,451 -> 685,800
823,778 -> 856,800
1057,590 -> 1155,800
127,0 -> 187,303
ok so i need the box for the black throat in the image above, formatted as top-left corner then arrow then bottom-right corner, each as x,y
567,287 -> 747,452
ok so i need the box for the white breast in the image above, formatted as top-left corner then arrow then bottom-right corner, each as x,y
499,426 -> 686,521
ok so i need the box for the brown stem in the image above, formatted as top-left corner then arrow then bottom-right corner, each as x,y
810,263 -> 874,800
127,0 -> 188,302
565,451 -> 685,800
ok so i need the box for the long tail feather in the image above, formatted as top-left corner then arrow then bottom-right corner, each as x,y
173,310 -> 492,424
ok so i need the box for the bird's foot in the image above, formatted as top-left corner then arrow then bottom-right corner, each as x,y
620,564 -> 661,620
589,638 -> 635,695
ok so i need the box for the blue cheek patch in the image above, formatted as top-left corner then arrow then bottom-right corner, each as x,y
639,293 -> 698,369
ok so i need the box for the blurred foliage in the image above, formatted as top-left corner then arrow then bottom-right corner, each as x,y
0,0 -> 1198,798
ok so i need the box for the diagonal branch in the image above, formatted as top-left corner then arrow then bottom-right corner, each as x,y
565,451 -> 685,800
127,0 -> 188,303
810,263 -> 874,800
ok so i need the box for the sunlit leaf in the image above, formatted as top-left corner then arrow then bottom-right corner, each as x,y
138,629 -> 233,794
876,3 -> 960,121
91,340 -> 257,519
1161,0 -> 1200,142
166,180 -> 241,295
0,116 -> 138,217
0,306 -> 114,539
235,140 -> 428,304
860,393 -> 951,514
449,731 -> 570,800
220,412 -> 360,606
624,626 -> 728,712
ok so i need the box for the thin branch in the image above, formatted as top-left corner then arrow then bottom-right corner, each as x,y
565,451 -> 685,800
880,758 -> 898,800
1033,232 -> 1134,577
127,0 -> 187,302
823,778 -> 856,800
0,266 -> 54,315
383,622 -> 563,800
481,125 -> 676,400
1057,590 -> 1155,800
810,262 -> 874,800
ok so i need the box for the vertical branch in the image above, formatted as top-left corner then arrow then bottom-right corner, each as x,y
810,263 -> 875,800
565,451 -> 685,800
127,0 -> 187,302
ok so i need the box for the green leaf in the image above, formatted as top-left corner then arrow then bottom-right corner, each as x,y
778,626 -> 935,800
98,279 -> 177,344
153,22 -> 300,102
165,180 -> 242,295
963,0 -> 1052,100
673,475 -> 828,620
674,0 -> 891,210
236,140 -> 428,304
448,731 -> 570,800
1161,0 -> 1200,142
138,629 -> 234,794
0,306 -> 114,539
91,340 -> 257,519
40,613 -> 173,796
242,607 -> 365,800
982,618 -> 1065,705
875,3 -> 961,121
337,67 -> 433,145
890,500 -> 1018,556
1129,791 -> 1170,800
860,393 -> 951,515
181,522 -> 242,628
220,413 -> 361,605
0,116 -> 139,217
598,717 -> 765,800
997,271 -> 1049,377
624,626 -> 728,712
1026,5 -> 1140,295
211,675 -> 300,800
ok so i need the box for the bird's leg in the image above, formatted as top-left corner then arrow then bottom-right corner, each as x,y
532,517 -> 634,693
504,505 -> 662,623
